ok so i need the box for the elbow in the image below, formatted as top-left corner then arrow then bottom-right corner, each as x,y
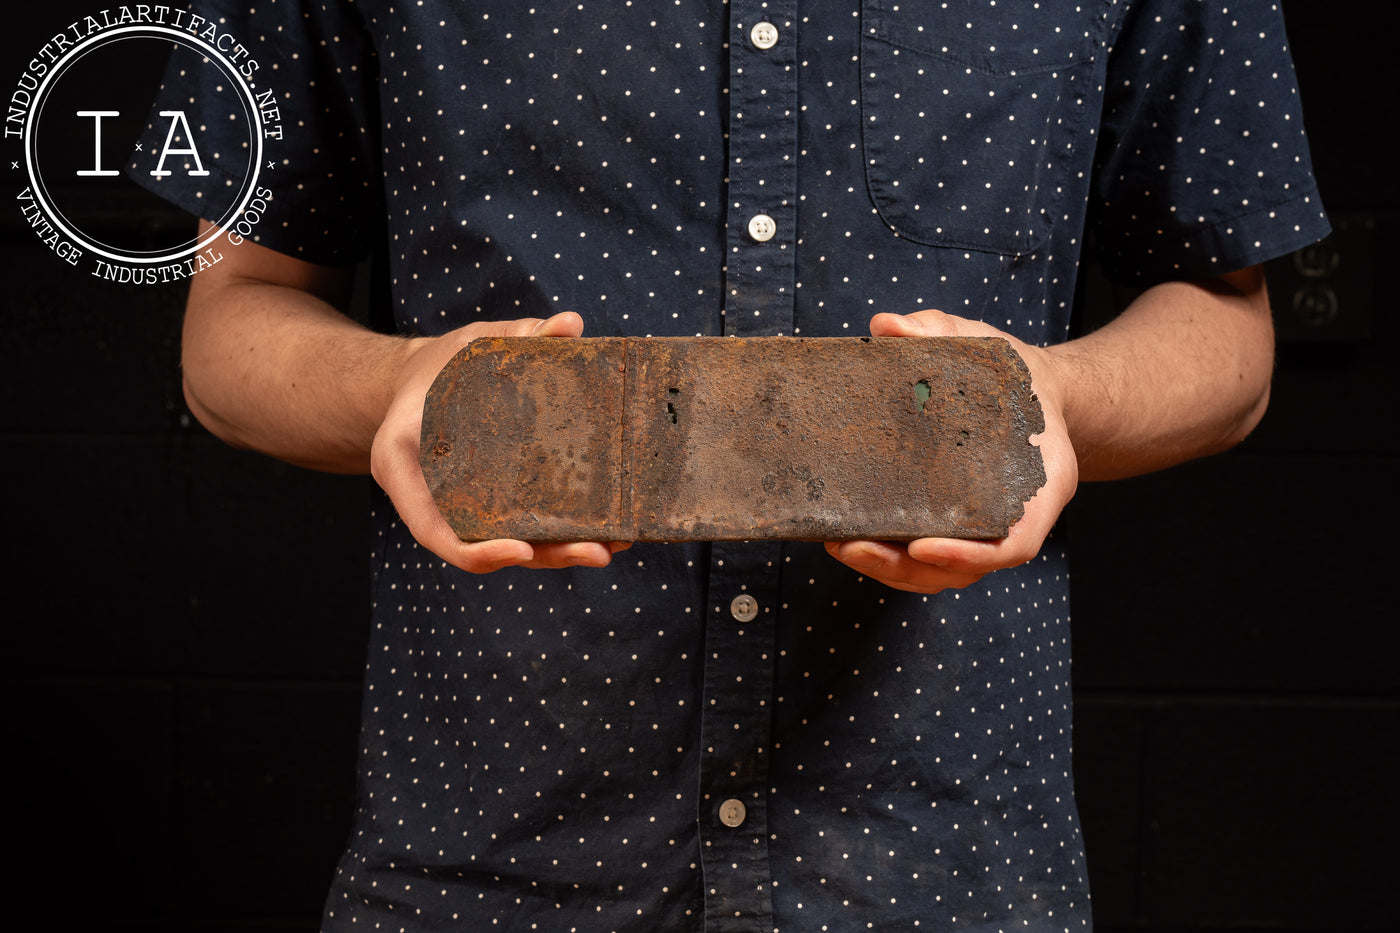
180,360 -> 253,452
180,368 -> 212,434
1223,376 -> 1272,452
1220,267 -> 1276,452
1206,278 -> 1275,456
180,289 -> 258,452
1212,332 -> 1275,455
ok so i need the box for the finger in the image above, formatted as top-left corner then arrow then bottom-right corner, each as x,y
445,539 -> 628,573
452,539 -> 540,574
520,541 -> 619,569
870,309 -> 959,338
490,310 -> 585,340
531,310 -> 585,337
432,312 -> 584,368
905,536 -> 1010,574
522,540 -> 632,569
825,540 -> 985,594
870,308 -> 1020,343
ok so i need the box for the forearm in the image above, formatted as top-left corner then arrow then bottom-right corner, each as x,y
836,266 -> 1275,592
1047,266 -> 1274,481
182,274 -> 419,474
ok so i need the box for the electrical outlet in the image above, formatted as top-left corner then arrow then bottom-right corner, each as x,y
1267,214 -> 1375,343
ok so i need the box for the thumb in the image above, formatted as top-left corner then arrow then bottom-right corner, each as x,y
869,308 -> 961,338
414,311 -> 585,391
527,310 -> 585,338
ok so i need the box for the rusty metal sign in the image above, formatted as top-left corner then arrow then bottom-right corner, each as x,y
421,336 -> 1045,542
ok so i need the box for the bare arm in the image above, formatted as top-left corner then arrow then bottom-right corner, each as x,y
1051,265 -> 1273,481
828,265 -> 1274,592
182,220 -> 623,571
182,223 -> 408,473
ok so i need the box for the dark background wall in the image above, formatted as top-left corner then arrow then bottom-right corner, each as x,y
2,3 -> 1392,929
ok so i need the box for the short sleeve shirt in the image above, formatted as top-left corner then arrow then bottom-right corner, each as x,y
143,1 -> 1327,930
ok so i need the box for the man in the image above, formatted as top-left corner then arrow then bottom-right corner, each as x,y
152,0 -> 1327,928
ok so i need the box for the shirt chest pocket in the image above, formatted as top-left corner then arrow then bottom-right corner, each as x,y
860,0 -> 1108,255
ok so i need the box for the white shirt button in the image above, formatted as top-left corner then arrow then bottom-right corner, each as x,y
730,594 -> 758,622
750,22 -> 779,50
747,214 -> 776,242
719,798 -> 747,828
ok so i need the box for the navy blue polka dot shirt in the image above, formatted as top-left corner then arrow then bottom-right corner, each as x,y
146,1 -> 1327,929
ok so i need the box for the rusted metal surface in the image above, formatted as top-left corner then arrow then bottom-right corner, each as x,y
421,336 -> 1046,542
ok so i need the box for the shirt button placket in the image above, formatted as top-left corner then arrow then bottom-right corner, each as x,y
703,1 -> 795,924
723,1 -> 797,339
699,544 -> 779,931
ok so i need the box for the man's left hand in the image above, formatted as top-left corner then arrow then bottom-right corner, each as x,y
824,309 -> 1079,595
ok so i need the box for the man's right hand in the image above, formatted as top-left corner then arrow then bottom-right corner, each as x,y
182,221 -> 625,575
369,311 -> 629,573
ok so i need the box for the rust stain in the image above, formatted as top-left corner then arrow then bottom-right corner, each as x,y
420,336 -> 1046,542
